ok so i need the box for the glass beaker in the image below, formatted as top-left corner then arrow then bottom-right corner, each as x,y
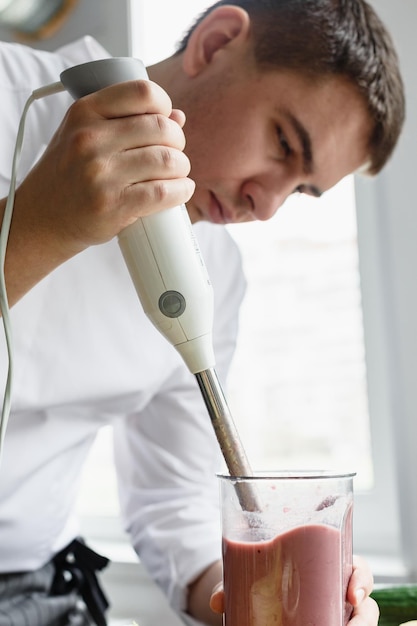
219,470 -> 355,626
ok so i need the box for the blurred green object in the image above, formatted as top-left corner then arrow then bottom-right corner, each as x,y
371,585 -> 417,626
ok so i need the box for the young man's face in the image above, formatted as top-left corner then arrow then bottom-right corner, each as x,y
179,66 -> 371,225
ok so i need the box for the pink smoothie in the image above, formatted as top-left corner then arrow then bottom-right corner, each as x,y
223,518 -> 352,626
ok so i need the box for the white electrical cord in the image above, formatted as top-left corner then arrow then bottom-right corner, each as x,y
0,80 -> 65,462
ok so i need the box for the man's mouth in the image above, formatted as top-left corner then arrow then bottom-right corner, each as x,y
208,192 -> 232,224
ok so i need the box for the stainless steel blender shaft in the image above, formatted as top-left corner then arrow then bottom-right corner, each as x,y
195,368 -> 262,513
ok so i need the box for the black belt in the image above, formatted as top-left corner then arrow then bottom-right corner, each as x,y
51,537 -> 110,626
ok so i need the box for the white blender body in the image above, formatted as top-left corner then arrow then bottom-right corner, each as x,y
119,207 -> 214,374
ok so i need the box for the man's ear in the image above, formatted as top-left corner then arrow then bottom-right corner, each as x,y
182,6 -> 251,77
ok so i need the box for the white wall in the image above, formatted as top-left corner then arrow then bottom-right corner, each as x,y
356,0 -> 417,576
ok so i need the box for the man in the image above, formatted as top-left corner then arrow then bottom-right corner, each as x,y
0,0 -> 404,624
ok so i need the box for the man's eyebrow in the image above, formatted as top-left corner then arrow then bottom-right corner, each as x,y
281,108 -> 323,197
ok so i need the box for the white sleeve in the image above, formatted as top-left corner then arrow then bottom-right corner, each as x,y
113,367 -> 224,612
113,225 -> 246,612
0,37 -> 110,192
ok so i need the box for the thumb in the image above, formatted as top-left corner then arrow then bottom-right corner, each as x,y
209,582 -> 224,614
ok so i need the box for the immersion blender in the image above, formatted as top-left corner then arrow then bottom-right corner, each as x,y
60,58 -> 260,512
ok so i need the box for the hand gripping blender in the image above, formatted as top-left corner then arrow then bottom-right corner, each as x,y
60,58 -> 260,512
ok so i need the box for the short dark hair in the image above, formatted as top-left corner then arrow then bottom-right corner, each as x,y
177,0 -> 405,175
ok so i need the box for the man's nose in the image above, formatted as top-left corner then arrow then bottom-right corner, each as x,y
241,177 -> 296,221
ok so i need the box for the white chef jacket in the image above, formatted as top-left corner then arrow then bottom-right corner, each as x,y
0,37 -> 246,612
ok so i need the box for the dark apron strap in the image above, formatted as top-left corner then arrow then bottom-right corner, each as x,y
52,537 -> 110,626
0,538 -> 110,626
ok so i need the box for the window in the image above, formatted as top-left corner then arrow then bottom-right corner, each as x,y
226,177 -> 373,490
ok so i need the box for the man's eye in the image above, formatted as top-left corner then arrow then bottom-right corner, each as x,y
293,184 -> 323,198
277,127 -> 292,158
